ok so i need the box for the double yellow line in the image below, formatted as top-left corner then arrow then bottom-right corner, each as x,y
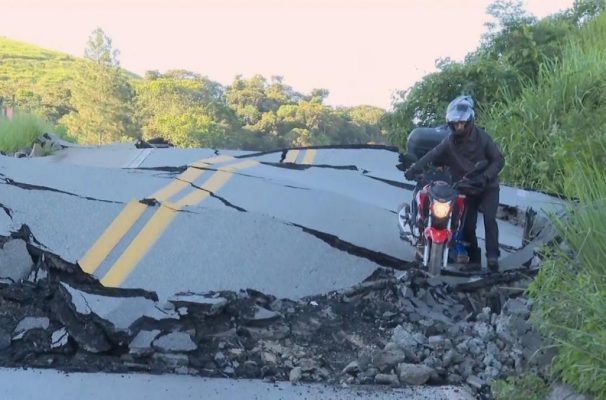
79,155 -> 258,287
283,149 -> 317,165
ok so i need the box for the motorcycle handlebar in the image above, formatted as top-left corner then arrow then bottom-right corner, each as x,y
410,169 -> 486,195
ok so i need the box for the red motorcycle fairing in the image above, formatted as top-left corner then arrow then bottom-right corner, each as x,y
424,226 -> 452,244
455,195 -> 465,214
416,190 -> 428,217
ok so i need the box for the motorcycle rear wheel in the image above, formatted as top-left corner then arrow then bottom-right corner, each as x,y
428,242 -> 444,276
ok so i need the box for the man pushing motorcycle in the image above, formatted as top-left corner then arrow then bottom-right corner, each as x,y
404,96 -> 505,271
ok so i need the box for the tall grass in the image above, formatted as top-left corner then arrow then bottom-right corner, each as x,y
0,113 -> 61,153
527,163 -> 606,398
480,12 -> 606,398
480,12 -> 606,194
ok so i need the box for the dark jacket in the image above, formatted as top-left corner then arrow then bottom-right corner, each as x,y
413,126 -> 504,188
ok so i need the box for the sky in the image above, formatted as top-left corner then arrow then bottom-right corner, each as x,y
0,0 -> 574,110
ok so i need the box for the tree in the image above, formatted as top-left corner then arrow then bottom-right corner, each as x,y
309,88 -> 329,104
345,105 -> 386,143
84,27 -> 120,66
61,28 -> 136,144
225,75 -> 269,125
569,0 -> 606,24
134,70 -> 241,148
483,0 -> 535,37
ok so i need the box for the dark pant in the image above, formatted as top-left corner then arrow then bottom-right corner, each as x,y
462,186 -> 500,259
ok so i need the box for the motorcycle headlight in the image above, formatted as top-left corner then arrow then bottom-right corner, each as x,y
432,201 -> 451,219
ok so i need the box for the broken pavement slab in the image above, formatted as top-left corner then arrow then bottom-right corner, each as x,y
167,292 -> 228,316
129,329 -> 161,356
0,239 -> 33,282
12,316 -> 49,340
60,282 -> 176,331
152,331 -> 197,353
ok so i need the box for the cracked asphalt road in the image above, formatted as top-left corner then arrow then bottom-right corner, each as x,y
0,143 -> 568,399
0,144 -> 563,300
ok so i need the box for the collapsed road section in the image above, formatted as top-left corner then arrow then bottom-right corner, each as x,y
0,217 -> 556,398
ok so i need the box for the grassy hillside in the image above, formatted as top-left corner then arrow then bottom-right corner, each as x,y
0,37 -> 82,89
0,37 -> 140,125
0,37 -> 86,125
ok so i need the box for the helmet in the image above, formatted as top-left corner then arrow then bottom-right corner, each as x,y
446,95 -> 475,123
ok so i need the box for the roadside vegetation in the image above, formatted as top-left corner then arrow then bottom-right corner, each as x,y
0,113 -> 67,154
526,163 -> 606,399
482,11 -> 606,194
485,12 -> 606,398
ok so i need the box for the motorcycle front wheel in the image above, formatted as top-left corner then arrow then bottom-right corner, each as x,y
428,241 -> 444,276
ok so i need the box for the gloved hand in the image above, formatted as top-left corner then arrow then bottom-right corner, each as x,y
404,165 -> 420,181
474,173 -> 489,187
460,173 -> 488,195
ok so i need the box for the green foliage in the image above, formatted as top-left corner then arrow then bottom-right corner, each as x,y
527,162 -> 606,398
381,57 -> 522,146
481,12 -> 606,193
490,372 -> 549,400
60,28 -> 137,144
224,75 -> 385,149
84,27 -> 120,66
0,37 -> 80,122
476,6 -> 606,399
0,113 -> 64,153
569,0 -> 606,24
135,70 -> 239,148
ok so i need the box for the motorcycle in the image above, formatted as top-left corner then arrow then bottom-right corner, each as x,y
397,154 -> 487,276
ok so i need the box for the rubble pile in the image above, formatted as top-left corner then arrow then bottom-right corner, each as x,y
0,234 -> 552,398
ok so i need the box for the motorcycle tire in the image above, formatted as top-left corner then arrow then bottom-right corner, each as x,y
428,241 -> 444,276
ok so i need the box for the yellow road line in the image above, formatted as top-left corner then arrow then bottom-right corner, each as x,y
100,205 -> 176,287
79,200 -> 148,274
284,150 -> 299,163
100,159 -> 259,287
174,160 -> 259,208
150,167 -> 204,201
79,155 -> 235,275
152,155 -> 234,201
302,149 -> 316,165
190,154 -> 234,169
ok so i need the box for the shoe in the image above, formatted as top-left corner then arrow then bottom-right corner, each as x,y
468,247 -> 481,264
487,258 -> 499,272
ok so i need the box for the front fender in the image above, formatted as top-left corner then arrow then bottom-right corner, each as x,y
424,227 -> 452,244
